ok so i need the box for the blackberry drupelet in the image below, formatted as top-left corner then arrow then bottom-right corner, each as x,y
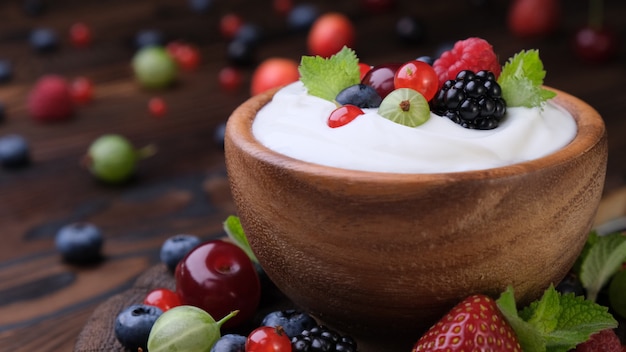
291,325 -> 357,352
431,70 -> 506,130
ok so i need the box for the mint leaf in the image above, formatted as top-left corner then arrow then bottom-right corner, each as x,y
298,46 -> 361,102
223,215 -> 258,263
580,232 -> 626,301
497,49 -> 557,108
497,285 -> 617,352
572,231 -> 601,275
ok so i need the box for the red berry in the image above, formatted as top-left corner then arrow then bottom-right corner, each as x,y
273,0 -> 293,16
327,104 -> 364,128
432,37 -> 501,88
507,0 -> 560,38
358,62 -> 371,80
412,295 -> 522,352
166,41 -> 201,71
307,12 -> 356,58
148,97 -> 167,117
250,58 -> 299,96
220,13 -> 244,40
218,66 -> 243,93
70,76 -> 94,105
175,240 -> 261,328
27,74 -> 74,122
572,26 -> 619,64
574,329 -> 622,352
144,288 -> 181,312
246,326 -> 292,352
69,22 -> 92,48
360,62 -> 402,99
394,60 -> 439,101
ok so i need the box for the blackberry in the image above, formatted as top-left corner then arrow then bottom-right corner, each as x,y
431,70 -> 506,130
291,325 -> 357,352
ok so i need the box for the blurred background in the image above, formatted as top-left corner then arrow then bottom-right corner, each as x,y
0,0 -> 624,350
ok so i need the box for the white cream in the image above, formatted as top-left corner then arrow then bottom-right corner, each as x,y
252,82 -> 577,173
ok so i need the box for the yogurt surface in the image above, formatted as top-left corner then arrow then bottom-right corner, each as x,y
252,82 -> 577,173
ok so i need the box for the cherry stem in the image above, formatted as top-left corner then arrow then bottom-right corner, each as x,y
589,0 -> 604,29
216,310 -> 239,328
136,144 -> 157,160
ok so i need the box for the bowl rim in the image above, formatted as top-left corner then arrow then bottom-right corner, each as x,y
225,86 -> 606,184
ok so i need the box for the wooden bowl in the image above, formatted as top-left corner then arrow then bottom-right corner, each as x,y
224,88 -> 608,351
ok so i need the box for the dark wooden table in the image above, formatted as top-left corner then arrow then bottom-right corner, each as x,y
0,1 -> 625,350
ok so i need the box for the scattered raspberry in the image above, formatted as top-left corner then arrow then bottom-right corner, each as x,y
432,37 -> 501,88
573,329 -> 622,352
27,74 -> 74,122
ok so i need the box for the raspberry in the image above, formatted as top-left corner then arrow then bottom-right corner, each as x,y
432,37 -> 501,88
291,325 -> 357,352
431,70 -> 506,130
574,329 -> 622,352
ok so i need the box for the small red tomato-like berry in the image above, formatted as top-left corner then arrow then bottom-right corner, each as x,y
327,104 -> 364,128
148,97 -> 167,117
69,22 -> 92,48
220,13 -> 244,40
358,62 -> 371,81
144,288 -> 181,312
218,66 -> 243,93
394,60 -> 439,101
166,41 -> 201,71
246,326 -> 292,352
250,58 -> 300,96
70,76 -> 94,104
307,12 -> 356,58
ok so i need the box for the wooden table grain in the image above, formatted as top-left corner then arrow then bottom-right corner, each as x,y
0,1 -> 625,351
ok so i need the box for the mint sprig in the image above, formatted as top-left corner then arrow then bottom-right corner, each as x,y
497,285 -> 618,352
579,232 -> 626,301
223,215 -> 258,263
298,46 -> 361,103
497,49 -> 556,108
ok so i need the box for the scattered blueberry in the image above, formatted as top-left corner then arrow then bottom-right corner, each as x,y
29,27 -> 59,53
55,222 -> 104,264
556,272 -> 585,297
395,16 -> 426,45
335,84 -> 382,108
210,333 -> 246,352
188,0 -> 213,13
114,304 -> 163,352
226,39 -> 256,66
233,23 -> 262,46
0,134 -> 30,169
21,0 -> 47,17
416,55 -> 434,66
0,59 -> 14,84
287,3 -> 319,32
160,234 -> 201,271
213,121 -> 226,150
262,309 -> 317,338
134,29 -> 166,50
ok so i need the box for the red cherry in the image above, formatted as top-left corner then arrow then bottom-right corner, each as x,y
245,326 -> 292,352
218,66 -> 243,93
69,22 -> 92,48
175,240 -> 260,328
327,104 -> 364,128
507,0 -> 560,38
393,60 -> 439,101
70,76 -> 94,105
358,62 -> 371,81
573,26 -> 619,63
250,58 -> 299,96
148,97 -> 167,117
361,62 -> 402,99
307,12 -> 356,58
220,13 -> 244,40
144,288 -> 181,312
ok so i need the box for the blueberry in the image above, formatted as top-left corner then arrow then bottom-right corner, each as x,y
0,59 -> 14,84
226,39 -> 256,66
262,309 -> 317,338
0,134 -> 30,169
556,272 -> 585,297
335,84 -> 382,108
55,222 -> 103,264
233,23 -> 262,46
416,55 -> 434,66
287,4 -> 319,32
213,121 -> 226,150
160,234 -> 201,271
29,27 -> 59,53
188,0 -> 213,13
114,304 -> 163,351
134,29 -> 166,50
210,333 -> 246,352
395,16 -> 426,45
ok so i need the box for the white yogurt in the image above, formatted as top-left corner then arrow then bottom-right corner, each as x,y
252,81 -> 577,173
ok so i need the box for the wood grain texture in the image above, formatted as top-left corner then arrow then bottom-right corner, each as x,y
0,1 -> 625,351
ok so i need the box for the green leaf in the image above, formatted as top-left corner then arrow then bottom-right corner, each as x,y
572,231 -> 601,275
497,287 -> 547,352
580,233 -> 626,301
298,46 -> 361,103
497,49 -> 557,108
223,215 -> 258,263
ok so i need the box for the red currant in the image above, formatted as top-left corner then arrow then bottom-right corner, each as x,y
358,62 -> 371,81
70,76 -> 94,104
218,66 -> 243,93
69,22 -> 92,48
394,60 -> 439,101
327,105 -> 364,128
220,13 -> 244,40
166,41 -> 201,71
245,326 -> 292,352
148,97 -> 167,117
144,288 -> 181,312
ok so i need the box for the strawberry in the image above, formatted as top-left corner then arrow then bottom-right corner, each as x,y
432,37 -> 501,89
412,294 -> 521,352
27,74 -> 74,122
572,329 -> 622,352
